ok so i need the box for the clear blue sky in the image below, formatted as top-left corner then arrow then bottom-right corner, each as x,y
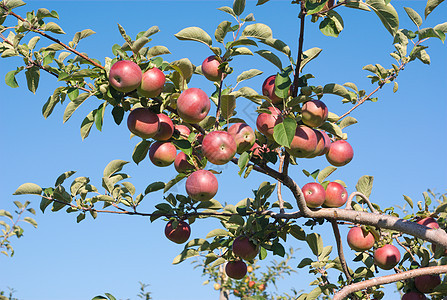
0,1 -> 446,299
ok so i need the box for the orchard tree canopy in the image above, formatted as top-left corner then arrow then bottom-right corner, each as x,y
0,0 -> 446,299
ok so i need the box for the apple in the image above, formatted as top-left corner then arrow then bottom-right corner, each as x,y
153,113 -> 174,141
177,88 -> 210,124
248,281 -> 255,288
201,55 -> 224,82
401,292 -> 427,300
256,107 -> 283,140
301,182 -> 326,208
174,151 -> 195,173
258,283 -> 266,291
373,244 -> 401,270
228,123 -> 256,154
324,182 -> 348,208
148,141 -> 177,167
175,124 -> 191,139
225,260 -> 247,280
164,220 -> 191,244
138,67 -> 165,98
232,236 -> 258,261
414,274 -> 441,293
201,131 -> 237,165
286,125 -> 318,158
320,130 -> 331,155
262,75 -> 283,104
347,226 -> 375,251
109,60 -> 142,93
416,217 -> 440,229
307,129 -> 327,158
301,100 -> 328,128
247,265 -> 254,273
127,108 -> 160,139
326,140 -> 354,167
185,169 -> 218,201
213,283 -> 221,290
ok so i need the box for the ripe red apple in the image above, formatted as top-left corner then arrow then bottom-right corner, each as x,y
416,217 -> 440,229
109,60 -> 142,93
301,100 -> 328,128
164,220 -> 191,244
401,292 -> 427,300
262,75 -> 283,104
286,125 -> 318,158
127,108 -> 160,139
201,55 -> 224,82
326,140 -> 354,167
232,236 -> 258,261
174,152 -> 195,173
373,244 -> 401,270
175,124 -> 191,139
301,182 -> 326,208
153,113 -> 174,141
248,281 -> 255,288
138,67 -> 165,98
185,169 -> 218,201
225,260 -> 247,280
306,129 -> 327,158
201,131 -> 237,165
177,88 -> 210,124
228,123 -> 256,154
256,107 -> 283,140
258,283 -> 266,291
320,130 -> 331,155
148,141 -> 177,167
414,274 -> 441,293
324,182 -> 348,208
347,226 -> 375,251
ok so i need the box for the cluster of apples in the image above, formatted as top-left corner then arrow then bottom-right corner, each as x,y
260,74 -> 354,167
301,181 -> 348,208
225,236 -> 259,280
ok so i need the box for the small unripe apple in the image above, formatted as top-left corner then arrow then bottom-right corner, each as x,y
326,140 -> 354,167
177,88 -> 210,124
301,182 -> 326,208
301,100 -> 328,128
185,169 -> 218,201
373,244 -> 401,270
227,123 -> 256,154
148,141 -> 177,167
201,131 -> 237,165
138,67 -> 165,98
286,125 -> 318,158
232,236 -> 258,261
256,107 -> 283,140
225,260 -> 247,280
109,60 -> 142,93
164,220 -> 191,244
347,226 -> 375,251
416,217 -> 440,229
414,274 -> 441,293
247,265 -> 254,273
401,292 -> 427,300
127,108 -> 160,139
324,182 -> 347,208
153,113 -> 174,141
262,75 -> 283,104
174,152 -> 195,173
201,55 -> 224,82
213,283 -> 221,290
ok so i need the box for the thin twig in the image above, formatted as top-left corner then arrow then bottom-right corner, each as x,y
331,220 -> 353,283
345,191 -> 377,213
277,151 -> 285,214
291,1 -> 306,98
394,236 -> 417,263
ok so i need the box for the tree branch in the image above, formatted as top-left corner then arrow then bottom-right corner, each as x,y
291,1 -> 306,98
345,191 -> 377,213
331,220 -> 352,283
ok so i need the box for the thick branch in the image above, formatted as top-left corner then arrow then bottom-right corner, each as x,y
333,265 -> 447,300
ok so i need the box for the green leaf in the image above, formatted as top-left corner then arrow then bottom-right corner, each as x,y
307,286 -> 323,300
365,0 -> 399,36
255,50 -> 282,70
4,0 -> 26,9
206,228 -> 230,238
425,0 -> 444,18
344,0 -> 371,11
272,242 -> 286,257
80,110 -> 96,140
63,93 -> 91,123
434,22 -> 447,34
300,47 -> 322,72
403,7 -> 422,27
238,152 -> 250,176
174,27 -> 212,46
132,140 -> 151,165
273,118 -> 297,148
226,38 -> 258,49
339,116 -> 358,129
319,122 -> 343,138
132,36 -> 149,53
306,233 -> 323,256
403,195 -> 414,209
23,217 -> 37,228
145,182 -> 165,194
393,81 -> 399,93
164,174 -> 187,193
146,45 -> 171,58
306,0 -> 328,14
5,68 -> 21,88
290,225 -> 306,240
28,36 -> 40,51
55,170 -> 76,186
103,160 -> 129,178
260,38 -> 291,57
172,249 -> 199,265
297,257 -> 313,268
237,69 -> 263,83
319,11 -> 344,37
317,166 -> 337,183
13,183 -> 42,195
111,106 -> 124,125
355,175 -> 374,200
94,102 -> 106,131
417,27 -> 444,41
257,0 -> 271,5
217,6 -> 237,18
196,199 -> 223,210
73,29 -> 95,44
323,83 -> 352,101
220,95 -> 236,119
0,210 -> 13,219
44,22 -> 65,34
215,21 -> 232,43
233,0 -> 246,16
241,23 -> 273,39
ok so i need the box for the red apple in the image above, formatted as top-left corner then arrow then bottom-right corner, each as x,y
175,125 -> 191,139
256,107 -> 283,140
138,67 -> 165,98
177,88 -> 210,124
301,182 -> 326,208
225,260 -> 247,280
174,152 -> 195,173
153,113 -> 174,141
301,100 -> 328,128
320,130 -> 331,155
373,244 -> 401,270
307,129 -> 327,158
164,220 -> 191,244
248,281 -> 255,288
286,125 -> 318,158
201,131 -> 237,165
127,108 -> 160,139
262,75 -> 282,104
109,60 -> 142,93
258,283 -> 266,291
185,169 -> 218,201
148,141 -> 176,167
228,123 -> 256,154
232,236 -> 258,261
402,292 -> 427,300
416,217 -> 440,229
201,55 -> 224,82
414,274 -> 441,293
347,226 -> 375,251
324,182 -> 348,208
326,140 -> 354,167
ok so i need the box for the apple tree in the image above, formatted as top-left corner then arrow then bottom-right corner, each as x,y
1,0 -> 447,299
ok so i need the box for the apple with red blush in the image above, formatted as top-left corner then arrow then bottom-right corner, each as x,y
138,67 -> 165,98
256,107 -> 283,140
153,113 -> 174,141
324,182 -> 347,208
373,244 -> 401,270
127,108 -> 160,139
177,88 -> 210,124
201,131 -> 237,165
225,260 -> 247,280
109,60 -> 142,93
185,169 -> 218,201
301,182 -> 326,208
347,226 -> 375,251
165,220 -> 191,244
228,123 -> 256,154
326,140 -> 354,167
301,100 -> 328,128
148,141 -> 177,167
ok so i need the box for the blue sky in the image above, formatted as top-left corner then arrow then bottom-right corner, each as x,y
0,1 -> 446,299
